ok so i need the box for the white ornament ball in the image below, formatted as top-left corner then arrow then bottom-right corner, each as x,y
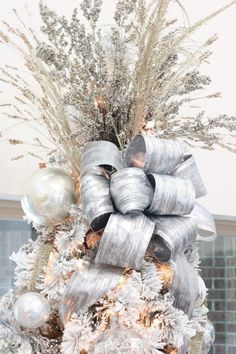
21,167 -> 76,226
13,292 -> 51,329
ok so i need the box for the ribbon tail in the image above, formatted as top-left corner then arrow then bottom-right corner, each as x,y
186,202 -> 217,241
80,168 -> 114,232
170,253 -> 199,317
149,216 -> 197,262
172,154 -> 207,199
95,213 -> 155,270
59,261 -> 123,325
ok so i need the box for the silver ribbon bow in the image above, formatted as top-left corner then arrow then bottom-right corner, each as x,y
59,135 -> 216,324
81,134 -> 216,267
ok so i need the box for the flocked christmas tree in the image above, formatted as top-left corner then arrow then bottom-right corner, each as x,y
0,1 -> 235,353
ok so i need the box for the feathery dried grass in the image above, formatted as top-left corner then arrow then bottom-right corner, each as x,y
0,12 -> 80,174
1,0 -> 236,160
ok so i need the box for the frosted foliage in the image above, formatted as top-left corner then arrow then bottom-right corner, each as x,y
10,241 -> 38,290
61,313 -> 95,354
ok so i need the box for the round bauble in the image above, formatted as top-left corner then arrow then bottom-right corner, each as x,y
13,292 -> 51,329
21,167 -> 76,226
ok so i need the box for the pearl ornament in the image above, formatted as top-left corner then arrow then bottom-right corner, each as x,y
13,292 -> 51,329
21,167 -> 76,226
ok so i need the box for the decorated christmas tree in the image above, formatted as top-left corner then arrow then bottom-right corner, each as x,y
0,1 -> 235,353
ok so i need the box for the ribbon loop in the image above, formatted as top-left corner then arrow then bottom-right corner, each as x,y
150,216 -> 197,262
95,213 -> 155,270
110,167 -> 153,214
60,262 -> 123,325
146,174 -> 195,215
60,134 -> 217,323
172,154 -> 207,198
80,141 -> 124,176
148,235 -> 172,263
81,168 -> 114,232
125,134 -> 184,174
171,254 -> 199,317
187,202 -> 216,241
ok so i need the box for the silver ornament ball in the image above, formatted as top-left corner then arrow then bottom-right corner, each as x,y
13,292 -> 51,329
21,167 -> 76,226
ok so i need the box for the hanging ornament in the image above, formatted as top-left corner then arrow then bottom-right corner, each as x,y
21,167 -> 76,226
13,292 -> 51,329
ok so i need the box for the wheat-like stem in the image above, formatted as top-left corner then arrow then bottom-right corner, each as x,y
130,0 -> 236,137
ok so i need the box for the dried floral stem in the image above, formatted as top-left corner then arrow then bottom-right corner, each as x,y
130,0 -> 236,137
1,0 -> 236,165
0,16 -> 81,175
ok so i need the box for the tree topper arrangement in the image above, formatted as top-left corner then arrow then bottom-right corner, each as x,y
0,1 -> 235,353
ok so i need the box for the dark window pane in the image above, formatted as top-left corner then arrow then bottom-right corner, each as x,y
0,219 -> 32,296
199,235 -> 236,353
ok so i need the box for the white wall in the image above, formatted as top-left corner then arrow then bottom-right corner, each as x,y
0,0 -> 236,216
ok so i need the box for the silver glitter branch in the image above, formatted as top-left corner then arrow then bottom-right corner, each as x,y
35,0 -> 236,151
1,1 -> 236,155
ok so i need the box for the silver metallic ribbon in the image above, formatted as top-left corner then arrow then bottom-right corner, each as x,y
110,168 -> 153,214
60,134 -> 216,322
146,174 -> 195,215
172,154 -> 207,198
59,261 -> 123,325
125,134 -> 184,174
187,202 -> 216,241
95,213 -> 155,269
170,253 -> 199,317
150,216 -> 198,262
80,135 -> 215,270
80,141 -> 124,176
80,168 -> 114,232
